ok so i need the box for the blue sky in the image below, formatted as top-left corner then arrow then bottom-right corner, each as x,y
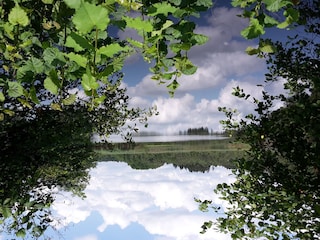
115,1 -> 289,135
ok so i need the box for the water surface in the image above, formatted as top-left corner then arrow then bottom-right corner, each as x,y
49,162 -> 234,240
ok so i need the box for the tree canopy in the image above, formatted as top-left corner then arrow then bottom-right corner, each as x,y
0,0 -> 212,117
0,0 -> 213,238
199,0 -> 320,239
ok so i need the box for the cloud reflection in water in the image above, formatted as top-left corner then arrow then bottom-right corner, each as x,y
52,162 -> 235,240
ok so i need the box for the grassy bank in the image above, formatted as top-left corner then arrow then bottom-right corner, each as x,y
95,139 -> 248,171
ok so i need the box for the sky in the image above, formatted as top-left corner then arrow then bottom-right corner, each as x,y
48,162 -> 236,240
116,1 -> 286,135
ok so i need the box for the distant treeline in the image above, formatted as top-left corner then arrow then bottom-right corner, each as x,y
179,127 -> 227,136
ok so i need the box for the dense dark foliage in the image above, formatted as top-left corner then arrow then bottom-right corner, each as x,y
200,1 -> 320,239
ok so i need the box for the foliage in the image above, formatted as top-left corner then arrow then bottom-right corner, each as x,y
0,0 -> 212,237
0,71 -> 156,238
231,0 -> 301,55
186,127 -> 210,135
199,0 -> 320,239
0,106 -> 95,238
0,0 -> 212,119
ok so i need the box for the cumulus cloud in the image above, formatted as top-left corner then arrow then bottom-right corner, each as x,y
52,162 -> 235,240
112,6 -> 283,135
127,50 -> 265,98
190,7 -> 251,60
129,76 -> 289,134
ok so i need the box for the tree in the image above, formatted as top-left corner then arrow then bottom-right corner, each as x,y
0,0 -> 212,238
0,78 -> 151,238
199,0 -> 320,239
0,0 -> 212,117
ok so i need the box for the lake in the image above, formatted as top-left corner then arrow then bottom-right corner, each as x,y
46,161 -> 234,240
0,137 -> 237,240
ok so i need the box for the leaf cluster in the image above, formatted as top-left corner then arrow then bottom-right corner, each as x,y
200,1 -> 320,239
232,0 -> 303,55
0,0 -> 212,118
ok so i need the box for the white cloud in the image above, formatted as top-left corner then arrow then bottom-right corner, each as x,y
127,51 -> 265,98
115,6 -> 284,135
190,7 -> 251,60
52,162 -> 235,240
176,51 -> 264,93
149,94 -> 195,124
128,79 -> 262,134
74,235 -> 98,240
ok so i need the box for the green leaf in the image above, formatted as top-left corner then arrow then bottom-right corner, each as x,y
263,14 -> 279,27
65,32 -> 94,52
43,48 -> 66,66
167,79 -> 179,92
16,65 -> 34,83
245,46 -> 260,55
192,34 -> 209,45
66,52 -> 87,67
62,94 -> 77,105
162,58 -> 174,68
18,98 -> 32,108
170,43 -> 182,53
196,0 -> 213,7
8,81 -> 24,97
1,206 -> 12,218
181,62 -> 197,75
277,8 -> 299,29
0,91 -> 5,102
123,16 -> 153,32
81,73 -> 99,91
3,109 -> 15,116
21,215 -> 29,224
94,95 -> 106,105
30,86 -> 40,104
147,2 -> 178,17
260,43 -> 276,53
177,58 -> 197,75
169,0 -> 182,5
48,69 -> 61,88
26,57 -> 44,74
151,20 -> 174,36
98,43 -> 130,57
241,18 -> 265,39
8,5 -> 29,27
42,0 -> 53,4
44,77 -> 59,94
263,0 -> 292,12
63,0 -> 81,9
50,103 -> 62,111
127,38 -> 143,48
110,57 -> 125,72
73,2 -> 110,33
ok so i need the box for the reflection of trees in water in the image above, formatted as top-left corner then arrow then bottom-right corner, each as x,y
102,151 -> 243,172
0,108 -> 96,238
0,72 -> 148,238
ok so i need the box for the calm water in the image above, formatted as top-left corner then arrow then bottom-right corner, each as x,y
46,162 -> 234,240
1,150 -> 234,240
